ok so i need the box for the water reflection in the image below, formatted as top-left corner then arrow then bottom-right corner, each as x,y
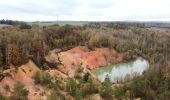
92,58 -> 149,83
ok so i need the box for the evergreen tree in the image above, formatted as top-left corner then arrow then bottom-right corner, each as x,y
100,76 -> 113,99
67,78 -> 77,96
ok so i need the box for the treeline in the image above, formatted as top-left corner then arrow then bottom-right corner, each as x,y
0,19 -> 31,29
0,24 -> 85,69
0,19 -> 20,25
85,22 -> 145,29
42,24 -> 85,49
0,22 -> 170,69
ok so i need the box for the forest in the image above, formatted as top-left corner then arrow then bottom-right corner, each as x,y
0,21 -> 169,100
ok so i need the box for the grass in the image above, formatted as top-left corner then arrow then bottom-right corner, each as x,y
27,21 -> 89,26
0,24 -> 12,28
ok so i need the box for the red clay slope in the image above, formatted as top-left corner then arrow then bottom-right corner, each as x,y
56,46 -> 123,75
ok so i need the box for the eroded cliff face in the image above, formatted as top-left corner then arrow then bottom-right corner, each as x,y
46,46 -> 123,76
0,60 -> 68,100
0,46 -> 123,99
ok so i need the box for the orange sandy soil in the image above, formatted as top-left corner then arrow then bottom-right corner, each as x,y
0,60 -> 69,100
0,46 -> 123,99
46,46 -> 123,76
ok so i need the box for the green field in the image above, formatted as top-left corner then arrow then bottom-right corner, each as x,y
0,24 -> 12,28
28,21 -> 89,26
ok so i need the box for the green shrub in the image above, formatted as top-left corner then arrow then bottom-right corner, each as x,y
0,95 -> 6,100
100,77 -> 113,99
34,71 -> 41,84
75,88 -> 82,100
67,78 -> 77,95
20,23 -> 32,29
42,72 -> 52,85
57,24 -> 74,36
113,87 -> 126,99
48,91 -> 57,100
81,73 -> 89,83
60,94 -> 66,100
118,68 -> 168,99
128,77 -> 148,97
34,71 -> 53,86
11,81 -> 29,100
99,35 -> 111,47
81,75 -> 99,96
74,65 -> 84,80
50,80 -> 63,91
66,78 -> 83,99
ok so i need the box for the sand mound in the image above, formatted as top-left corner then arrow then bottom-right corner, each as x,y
47,46 -> 123,75
0,60 -> 50,99
18,60 -> 40,78
0,60 -> 40,88
0,46 -> 123,99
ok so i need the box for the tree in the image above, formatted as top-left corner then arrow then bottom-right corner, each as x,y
0,49 -> 3,66
57,24 -> 74,37
113,87 -> 126,99
67,78 -> 77,96
81,75 -> 99,96
100,76 -> 113,99
11,81 -> 29,100
10,43 -> 20,65
33,39 -> 46,67
5,43 -> 21,66
20,22 -> 32,29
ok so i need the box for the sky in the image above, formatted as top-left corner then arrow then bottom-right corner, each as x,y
0,0 -> 170,21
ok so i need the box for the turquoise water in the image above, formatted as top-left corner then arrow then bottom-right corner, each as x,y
92,58 -> 149,83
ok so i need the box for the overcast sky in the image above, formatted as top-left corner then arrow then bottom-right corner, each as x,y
0,0 -> 170,21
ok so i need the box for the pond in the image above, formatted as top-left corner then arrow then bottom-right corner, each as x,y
91,58 -> 149,83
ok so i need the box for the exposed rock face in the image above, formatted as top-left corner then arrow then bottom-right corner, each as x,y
0,60 -> 68,100
0,60 -> 39,86
46,46 -> 123,76
0,46 -> 123,99
0,60 -> 39,99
